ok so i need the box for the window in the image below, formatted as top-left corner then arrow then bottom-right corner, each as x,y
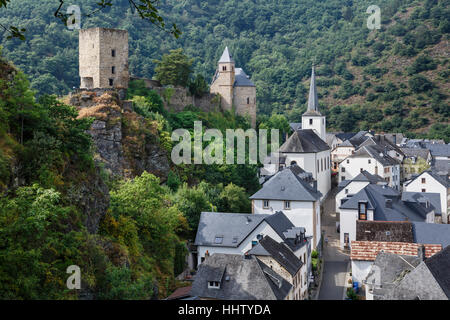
341,167 -> 346,173
368,159 -> 371,164
309,119 -> 313,125
111,49 -> 116,57
358,201 -> 367,220
421,178 -> 426,184
384,167 -> 390,173
222,66 -> 227,71
263,200 -> 270,209
344,233 -> 349,244
345,189 -> 348,194
214,236 -> 223,244
109,78 -> 114,86
284,201 -> 291,210
111,66 -> 115,74
347,159 -> 350,164
252,240 -> 258,247
422,189 -> 426,193
247,97 -> 250,104
321,159 -> 323,172
208,281 -> 220,289
360,168 -> 363,172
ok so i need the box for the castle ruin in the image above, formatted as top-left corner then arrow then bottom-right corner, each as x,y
79,27 -> 129,89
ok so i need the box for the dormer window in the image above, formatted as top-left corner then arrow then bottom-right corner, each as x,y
263,200 -> 269,209
208,281 -> 221,289
284,201 -> 291,210
214,236 -> 223,244
358,201 -> 367,220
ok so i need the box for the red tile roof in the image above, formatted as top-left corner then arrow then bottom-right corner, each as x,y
350,241 -> 442,261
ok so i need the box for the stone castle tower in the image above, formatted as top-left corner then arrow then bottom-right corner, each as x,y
210,47 -> 256,127
301,66 -> 326,142
79,27 -> 129,89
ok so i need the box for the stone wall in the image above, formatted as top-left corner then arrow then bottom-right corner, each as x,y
79,28 -> 129,89
234,85 -> 257,127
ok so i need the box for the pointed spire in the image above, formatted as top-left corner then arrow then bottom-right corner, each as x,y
306,65 -> 320,114
219,46 -> 234,63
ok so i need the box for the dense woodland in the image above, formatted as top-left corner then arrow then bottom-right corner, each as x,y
0,0 -> 449,140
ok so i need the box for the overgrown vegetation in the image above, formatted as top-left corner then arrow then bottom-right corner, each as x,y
0,0 -> 448,140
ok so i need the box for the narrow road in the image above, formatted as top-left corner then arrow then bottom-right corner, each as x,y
318,186 -> 350,300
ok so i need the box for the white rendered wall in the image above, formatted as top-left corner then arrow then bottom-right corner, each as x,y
351,260 -> 373,286
404,172 -> 448,223
197,221 -> 283,266
335,181 -> 370,214
339,208 -> 374,249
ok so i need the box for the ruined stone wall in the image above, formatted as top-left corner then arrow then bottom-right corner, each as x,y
234,85 -> 256,127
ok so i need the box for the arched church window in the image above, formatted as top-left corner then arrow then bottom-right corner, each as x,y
222,66 -> 227,71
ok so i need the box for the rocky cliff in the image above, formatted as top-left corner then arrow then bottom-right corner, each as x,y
68,89 -> 171,182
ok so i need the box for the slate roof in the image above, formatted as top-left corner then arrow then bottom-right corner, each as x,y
384,133 -> 405,146
279,129 -> 330,153
250,166 -> 322,201
194,211 -> 294,247
350,145 -> 400,166
400,147 -> 430,161
350,241 -> 442,261
340,184 -> 432,222
248,236 -> 303,276
424,245 -> 450,299
359,135 -> 405,157
339,139 -> 355,147
348,131 -> 371,147
289,122 -> 302,131
352,170 -> 385,184
432,159 -> 449,175
412,222 -> 450,248
190,254 -> 292,300
303,66 -> 322,116
401,192 -> 442,215
335,132 -> 357,142
218,46 -> 234,63
424,143 -> 450,158
234,68 -> 255,87
365,252 -> 421,299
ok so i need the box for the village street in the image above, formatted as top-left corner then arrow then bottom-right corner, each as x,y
318,187 -> 350,300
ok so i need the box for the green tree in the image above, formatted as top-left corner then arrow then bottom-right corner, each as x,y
218,183 -> 251,213
154,49 -> 193,87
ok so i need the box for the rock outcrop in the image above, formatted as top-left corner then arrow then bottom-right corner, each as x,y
69,89 -> 170,182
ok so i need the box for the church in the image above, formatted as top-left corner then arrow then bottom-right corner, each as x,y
210,47 -> 257,127
264,67 -> 332,201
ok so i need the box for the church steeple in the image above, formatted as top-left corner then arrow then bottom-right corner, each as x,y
301,66 -> 326,142
304,66 -> 321,116
219,46 -> 234,63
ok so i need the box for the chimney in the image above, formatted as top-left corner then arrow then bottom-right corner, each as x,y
417,245 -> 426,261
385,199 -> 392,208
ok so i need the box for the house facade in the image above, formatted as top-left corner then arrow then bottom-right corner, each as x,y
404,170 -> 450,224
250,166 -> 322,249
339,145 -> 401,190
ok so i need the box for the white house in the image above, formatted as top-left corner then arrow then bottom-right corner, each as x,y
404,170 -> 450,224
339,144 -> 401,190
339,184 -> 436,249
250,165 -> 322,249
262,67 -> 331,200
335,170 -> 386,215
194,211 -> 302,266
